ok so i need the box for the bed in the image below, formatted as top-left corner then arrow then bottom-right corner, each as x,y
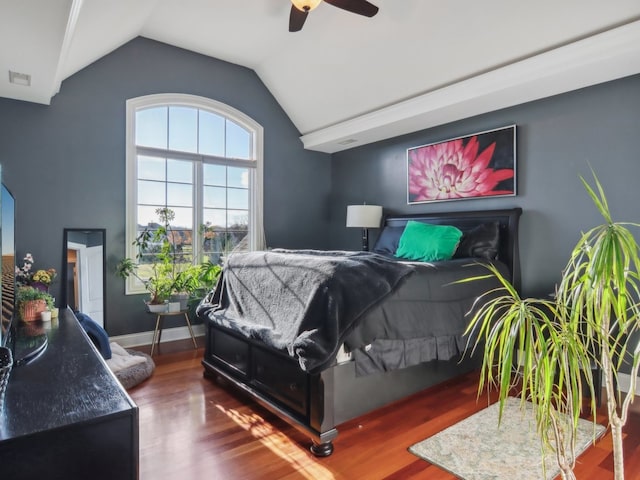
198,207 -> 522,456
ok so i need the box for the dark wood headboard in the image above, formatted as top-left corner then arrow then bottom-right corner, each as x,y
383,208 -> 523,292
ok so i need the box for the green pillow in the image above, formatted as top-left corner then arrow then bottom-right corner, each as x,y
395,221 -> 463,262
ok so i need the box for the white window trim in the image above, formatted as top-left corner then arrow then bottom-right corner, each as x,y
125,93 -> 264,295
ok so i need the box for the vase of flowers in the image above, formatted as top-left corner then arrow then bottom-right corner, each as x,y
31,269 -> 56,292
15,253 -> 56,321
15,253 -> 57,292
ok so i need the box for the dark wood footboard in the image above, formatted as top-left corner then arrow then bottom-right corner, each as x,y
202,320 -> 482,456
202,321 -> 339,455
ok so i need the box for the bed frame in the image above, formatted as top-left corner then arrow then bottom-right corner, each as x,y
201,207 -> 522,456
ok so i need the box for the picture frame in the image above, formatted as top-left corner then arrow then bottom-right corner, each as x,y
407,125 -> 516,204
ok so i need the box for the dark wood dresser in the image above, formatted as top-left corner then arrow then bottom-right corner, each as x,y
0,308 -> 138,480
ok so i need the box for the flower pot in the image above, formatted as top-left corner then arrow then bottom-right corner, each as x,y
146,302 -> 168,313
31,281 -> 49,292
170,292 -> 189,311
20,299 -> 47,321
40,310 -> 52,321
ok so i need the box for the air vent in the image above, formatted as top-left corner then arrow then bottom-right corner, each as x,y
337,138 -> 358,146
9,71 -> 31,86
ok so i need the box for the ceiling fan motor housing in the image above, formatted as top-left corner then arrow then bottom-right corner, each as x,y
289,0 -> 378,32
291,0 -> 322,12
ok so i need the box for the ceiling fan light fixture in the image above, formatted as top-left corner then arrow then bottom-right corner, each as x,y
291,0 -> 322,12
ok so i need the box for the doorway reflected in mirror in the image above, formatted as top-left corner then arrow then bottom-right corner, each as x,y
63,229 -> 106,328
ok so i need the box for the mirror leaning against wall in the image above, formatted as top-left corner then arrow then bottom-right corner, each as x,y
62,229 -> 106,328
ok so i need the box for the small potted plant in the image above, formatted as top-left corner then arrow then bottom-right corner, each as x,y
171,261 -> 222,310
116,257 -> 172,312
17,286 -> 55,322
169,267 -> 194,311
31,268 -> 57,292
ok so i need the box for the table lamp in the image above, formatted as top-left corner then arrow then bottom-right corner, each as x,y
346,204 -> 383,251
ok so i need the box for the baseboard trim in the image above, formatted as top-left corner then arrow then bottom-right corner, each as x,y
617,373 -> 639,395
110,325 -> 205,348
107,332 -> 640,396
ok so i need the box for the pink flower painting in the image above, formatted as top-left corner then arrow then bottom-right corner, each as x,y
407,126 -> 515,204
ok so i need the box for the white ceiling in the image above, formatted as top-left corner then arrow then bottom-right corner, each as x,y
2,0 -> 640,153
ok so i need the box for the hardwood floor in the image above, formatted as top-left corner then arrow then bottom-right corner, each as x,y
129,340 -> 640,479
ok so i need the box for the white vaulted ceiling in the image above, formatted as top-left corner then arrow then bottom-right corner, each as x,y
2,0 -> 640,152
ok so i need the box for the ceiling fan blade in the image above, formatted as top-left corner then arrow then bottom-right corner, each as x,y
323,0 -> 379,17
289,5 -> 308,32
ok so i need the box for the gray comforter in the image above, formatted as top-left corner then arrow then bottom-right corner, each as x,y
345,258 -> 509,375
197,249 -> 414,373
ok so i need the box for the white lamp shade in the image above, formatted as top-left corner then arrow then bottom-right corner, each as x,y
346,205 -> 383,228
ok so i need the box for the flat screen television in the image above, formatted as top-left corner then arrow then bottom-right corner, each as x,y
1,182 -> 48,364
1,183 -> 16,347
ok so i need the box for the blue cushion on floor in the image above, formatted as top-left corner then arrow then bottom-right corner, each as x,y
76,312 -> 112,360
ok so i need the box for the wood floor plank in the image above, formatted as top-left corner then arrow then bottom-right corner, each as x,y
129,342 -> 640,479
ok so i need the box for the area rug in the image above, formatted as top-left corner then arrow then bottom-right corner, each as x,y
409,397 -> 606,480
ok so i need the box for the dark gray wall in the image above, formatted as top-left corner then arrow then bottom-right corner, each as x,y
0,37 -> 331,336
2,35 -> 638,349
330,74 -> 640,299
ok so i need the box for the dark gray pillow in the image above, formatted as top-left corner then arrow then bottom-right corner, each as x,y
453,222 -> 500,260
372,226 -> 405,255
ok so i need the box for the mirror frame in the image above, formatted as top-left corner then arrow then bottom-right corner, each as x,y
62,228 -> 107,329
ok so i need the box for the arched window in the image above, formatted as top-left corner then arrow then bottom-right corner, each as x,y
125,94 -> 264,294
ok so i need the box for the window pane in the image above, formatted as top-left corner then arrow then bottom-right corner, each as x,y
128,96 -> 261,295
201,225 -> 218,253
138,180 -> 166,205
167,159 -> 192,183
204,251 -> 224,266
204,186 -> 226,209
137,205 -> 161,228
137,254 -> 157,269
226,230 -> 248,252
226,120 -> 250,159
203,208 -> 227,229
171,207 -> 193,229
136,107 -> 167,149
203,163 -> 226,186
173,252 -> 193,268
167,183 -> 193,207
228,167 -> 248,188
169,107 -> 197,153
202,227 -> 225,263
170,228 -> 193,265
199,110 -> 225,157
227,188 -> 248,209
138,156 -> 165,181
228,210 -> 248,228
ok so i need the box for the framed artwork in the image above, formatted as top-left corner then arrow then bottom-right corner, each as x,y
407,125 -> 516,204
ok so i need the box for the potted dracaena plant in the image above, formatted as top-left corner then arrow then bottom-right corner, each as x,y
463,171 -> 640,480
172,260 -> 222,315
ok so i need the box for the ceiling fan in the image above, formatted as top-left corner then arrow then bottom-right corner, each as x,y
289,0 -> 379,32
